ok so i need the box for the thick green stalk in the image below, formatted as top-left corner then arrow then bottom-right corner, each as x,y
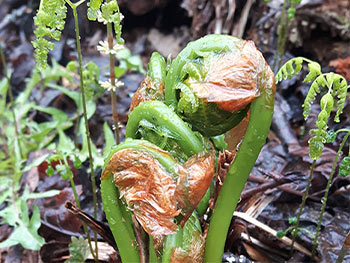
311,132 -> 350,258
68,2 -> 98,260
0,44 -> 23,159
290,160 -> 316,255
204,75 -> 275,262
107,22 -> 120,144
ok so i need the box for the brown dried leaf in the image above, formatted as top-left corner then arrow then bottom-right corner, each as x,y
129,77 -> 164,112
190,40 -> 266,112
110,149 -> 180,236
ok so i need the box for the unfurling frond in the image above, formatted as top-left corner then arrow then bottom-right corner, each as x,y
275,57 -> 321,84
331,74 -> 348,122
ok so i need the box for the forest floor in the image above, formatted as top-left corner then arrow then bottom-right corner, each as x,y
0,0 -> 349,262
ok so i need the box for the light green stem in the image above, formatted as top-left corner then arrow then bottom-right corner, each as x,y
312,132 -> 350,258
67,2 -> 98,261
290,160 -> 316,255
204,76 -> 275,262
0,44 -> 23,159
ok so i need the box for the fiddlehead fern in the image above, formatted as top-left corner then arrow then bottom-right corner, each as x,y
101,34 -> 275,262
32,0 -> 67,70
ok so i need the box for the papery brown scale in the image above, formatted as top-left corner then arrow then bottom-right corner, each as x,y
190,40 -> 266,112
176,151 -> 215,222
129,77 -> 164,112
105,149 -> 180,236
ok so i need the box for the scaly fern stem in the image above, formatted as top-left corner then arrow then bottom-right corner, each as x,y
290,160 -> 316,256
0,44 -> 23,159
107,22 -> 120,144
66,1 -> 98,261
311,132 -> 350,259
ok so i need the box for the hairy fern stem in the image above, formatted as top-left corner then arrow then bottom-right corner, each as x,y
311,131 -> 350,258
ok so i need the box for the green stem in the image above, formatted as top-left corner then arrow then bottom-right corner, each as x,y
272,0 -> 287,71
0,43 -> 23,159
336,230 -> 350,263
126,101 -> 205,158
69,3 -> 98,261
278,1 -> 292,69
107,22 -> 120,144
290,160 -> 316,256
311,132 -> 350,258
62,156 -> 96,260
149,236 -> 161,263
204,72 -> 275,262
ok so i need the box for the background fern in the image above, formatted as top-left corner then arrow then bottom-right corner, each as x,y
32,0 -> 67,71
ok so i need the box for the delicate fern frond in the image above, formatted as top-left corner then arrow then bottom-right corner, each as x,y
302,75 -> 327,120
99,1 -> 124,44
32,0 -> 67,71
275,57 -> 303,83
303,60 -> 321,83
87,0 -> 102,21
275,57 -> 322,84
331,75 -> 348,122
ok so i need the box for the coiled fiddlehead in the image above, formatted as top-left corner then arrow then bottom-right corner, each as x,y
101,34 -> 275,263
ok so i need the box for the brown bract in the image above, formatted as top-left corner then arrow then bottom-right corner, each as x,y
102,148 -> 215,236
106,148 -> 180,236
129,77 -> 164,112
176,152 -> 215,225
190,40 -> 266,112
170,231 -> 205,263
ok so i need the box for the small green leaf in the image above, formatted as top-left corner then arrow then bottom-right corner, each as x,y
45,166 -> 55,176
73,156 -> 82,169
277,231 -> 286,238
288,216 -> 297,225
65,236 -> 90,263
287,7 -> 296,19
308,137 -> 324,160
339,156 -> 350,177
326,130 -> 336,143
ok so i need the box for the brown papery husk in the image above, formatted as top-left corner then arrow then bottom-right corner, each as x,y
110,148 -> 180,236
190,40 -> 265,112
129,76 -> 164,112
175,151 -> 215,225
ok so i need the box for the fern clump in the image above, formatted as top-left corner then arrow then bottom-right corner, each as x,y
32,0 -> 67,71
276,57 -> 349,160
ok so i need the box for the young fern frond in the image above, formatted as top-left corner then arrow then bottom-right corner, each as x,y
331,75 -> 348,122
99,1 -> 124,44
302,74 -> 327,120
32,0 -> 67,71
275,57 -> 321,84
303,60 -> 322,83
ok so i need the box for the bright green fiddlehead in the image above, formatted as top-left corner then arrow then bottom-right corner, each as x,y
102,34 -> 275,262
32,0 -> 67,70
